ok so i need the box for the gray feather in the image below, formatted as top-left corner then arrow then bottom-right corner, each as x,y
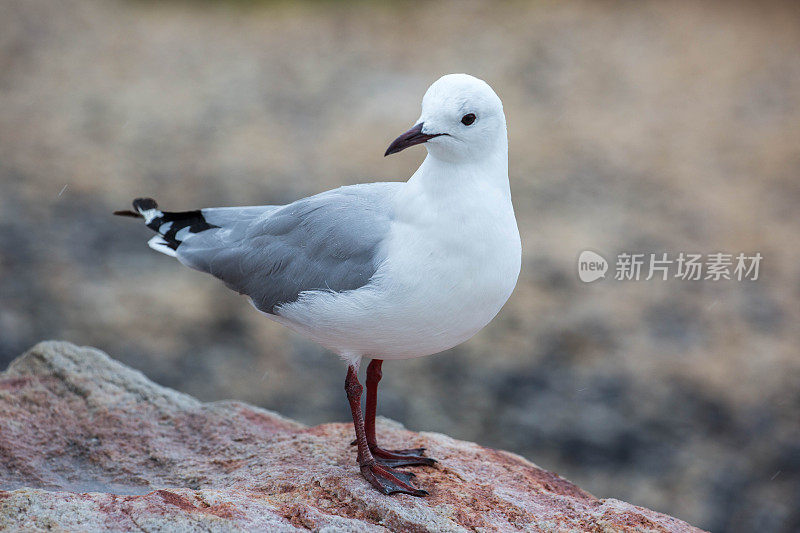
176,183 -> 400,314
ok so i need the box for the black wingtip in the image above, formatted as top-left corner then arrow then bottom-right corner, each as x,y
132,197 -> 158,212
114,197 -> 158,218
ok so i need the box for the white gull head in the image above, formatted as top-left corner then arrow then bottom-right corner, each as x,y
385,74 -> 507,164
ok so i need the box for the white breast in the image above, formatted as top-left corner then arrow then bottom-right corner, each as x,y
274,175 -> 521,362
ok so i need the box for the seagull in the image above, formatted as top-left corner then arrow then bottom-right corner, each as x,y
115,73 -> 521,496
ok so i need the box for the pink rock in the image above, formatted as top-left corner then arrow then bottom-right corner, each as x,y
0,342 -> 705,532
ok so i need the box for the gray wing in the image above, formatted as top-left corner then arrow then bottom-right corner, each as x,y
176,182 -> 400,314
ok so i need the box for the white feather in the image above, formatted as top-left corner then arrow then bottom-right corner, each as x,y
140,209 -> 161,224
147,236 -> 177,257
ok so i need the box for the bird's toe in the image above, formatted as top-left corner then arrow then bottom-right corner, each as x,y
371,446 -> 437,468
360,462 -> 429,497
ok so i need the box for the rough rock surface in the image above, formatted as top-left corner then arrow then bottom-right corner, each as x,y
0,342 -> 703,532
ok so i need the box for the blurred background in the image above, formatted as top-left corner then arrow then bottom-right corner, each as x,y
1,0 -> 799,531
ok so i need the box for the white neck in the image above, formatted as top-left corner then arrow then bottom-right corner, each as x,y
404,142 -> 511,203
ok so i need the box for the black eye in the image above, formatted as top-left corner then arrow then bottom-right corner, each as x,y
461,113 -> 476,126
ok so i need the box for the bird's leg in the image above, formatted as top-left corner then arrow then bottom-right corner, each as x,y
363,359 -> 436,468
344,365 -> 428,496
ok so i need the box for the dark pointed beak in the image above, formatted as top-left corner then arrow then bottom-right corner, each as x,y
384,123 -> 445,156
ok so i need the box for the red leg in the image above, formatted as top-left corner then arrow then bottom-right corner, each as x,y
363,359 -> 436,468
364,359 -> 381,446
344,365 -> 427,496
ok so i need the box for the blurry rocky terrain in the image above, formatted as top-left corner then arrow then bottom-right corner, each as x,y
0,342 -> 704,532
0,1 -> 798,531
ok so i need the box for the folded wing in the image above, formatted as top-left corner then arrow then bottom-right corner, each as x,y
177,183 -> 399,314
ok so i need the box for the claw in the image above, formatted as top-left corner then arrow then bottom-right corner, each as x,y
360,461 -> 428,496
371,446 -> 437,468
